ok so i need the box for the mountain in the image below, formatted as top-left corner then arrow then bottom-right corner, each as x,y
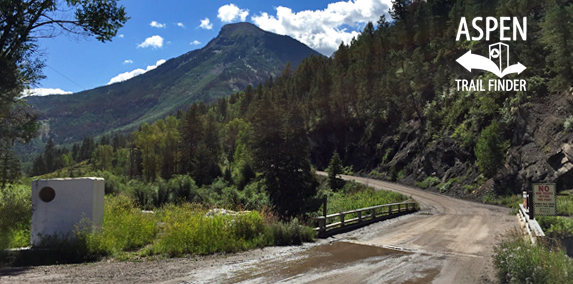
26,22 -> 321,145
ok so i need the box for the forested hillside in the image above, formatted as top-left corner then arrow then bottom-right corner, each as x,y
26,0 -> 573,214
24,23 -> 320,146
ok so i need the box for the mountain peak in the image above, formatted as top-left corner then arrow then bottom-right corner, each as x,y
218,22 -> 265,38
26,23 -> 321,146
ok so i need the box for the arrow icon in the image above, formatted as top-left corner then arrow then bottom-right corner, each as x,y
456,50 -> 526,78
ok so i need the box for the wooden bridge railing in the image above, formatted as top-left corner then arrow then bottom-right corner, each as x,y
314,201 -> 418,237
518,204 -> 545,244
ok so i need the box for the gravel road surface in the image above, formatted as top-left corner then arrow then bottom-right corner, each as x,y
1,174 -> 517,283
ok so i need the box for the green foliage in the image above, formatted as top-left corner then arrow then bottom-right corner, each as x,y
1,0 -> 128,177
537,216 -> 573,239
540,3 -> 573,91
0,184 -> 31,250
437,177 -> 460,193
133,116 -> 181,182
558,193 -> 573,216
91,145 -> 113,171
16,194 -> 313,262
463,184 -> 477,193
79,195 -> 157,257
416,176 -> 440,189
494,230 -> 573,284
151,205 -> 267,256
265,218 -> 315,246
451,120 -> 475,148
250,97 -> 318,219
0,141 -> 21,186
482,193 -> 521,214
564,116 -> 573,133
327,151 -> 344,190
320,181 -> 408,220
475,121 -> 509,178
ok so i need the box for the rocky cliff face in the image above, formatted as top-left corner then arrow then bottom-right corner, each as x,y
373,91 -> 573,198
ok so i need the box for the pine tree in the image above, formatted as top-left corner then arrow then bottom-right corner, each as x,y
327,151 -> 344,190
475,121 -> 509,178
250,96 -> 318,218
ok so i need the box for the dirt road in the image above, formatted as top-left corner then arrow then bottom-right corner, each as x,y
1,174 -> 517,284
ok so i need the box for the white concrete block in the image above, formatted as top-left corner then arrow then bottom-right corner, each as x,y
31,178 -> 104,246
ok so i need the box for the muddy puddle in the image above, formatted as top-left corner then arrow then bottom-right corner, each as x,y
221,241 -> 410,283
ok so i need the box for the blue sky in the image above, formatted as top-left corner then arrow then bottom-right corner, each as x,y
26,0 -> 392,96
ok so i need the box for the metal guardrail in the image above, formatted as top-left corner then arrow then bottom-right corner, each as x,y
314,201 -> 417,237
518,204 -> 545,244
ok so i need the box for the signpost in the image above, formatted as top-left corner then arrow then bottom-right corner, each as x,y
532,183 -> 556,216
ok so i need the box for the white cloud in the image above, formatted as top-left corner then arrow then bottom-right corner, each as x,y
137,35 -> 164,49
22,88 -> 73,97
200,18 -> 213,30
150,21 -> 166,28
107,59 -> 167,85
118,34 -> 124,38
218,4 -> 249,23
177,22 -> 185,28
123,59 -> 133,64
191,40 -> 201,45
251,0 -> 392,56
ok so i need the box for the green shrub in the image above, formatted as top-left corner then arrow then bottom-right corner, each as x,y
220,178 -> 270,211
494,230 -> 573,283
167,174 -> 199,204
482,194 -> 521,212
78,194 -> 158,257
151,205 -> 268,256
475,121 -> 509,178
463,184 -> 477,193
416,176 -> 441,189
451,120 -> 475,148
326,151 -> 344,190
557,193 -> 573,216
537,216 -> 573,239
368,170 -> 385,177
265,218 -> 315,246
437,177 -> 460,193
239,178 -> 270,211
319,182 -> 408,223
0,184 -> 31,250
564,115 -> 573,132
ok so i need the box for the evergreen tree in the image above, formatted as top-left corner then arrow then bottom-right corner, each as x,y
80,136 -> 95,161
250,97 -> 318,218
327,151 -> 344,190
92,145 -> 113,171
475,121 -> 509,178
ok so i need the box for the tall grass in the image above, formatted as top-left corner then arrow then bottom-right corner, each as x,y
0,184 -> 31,250
66,195 -> 314,259
321,181 -> 408,216
494,229 -> 573,283
557,193 -> 573,216
151,204 -> 268,256
537,216 -> 573,238
482,193 -> 522,214
415,176 -> 441,189
80,195 -> 157,257
316,181 -> 409,225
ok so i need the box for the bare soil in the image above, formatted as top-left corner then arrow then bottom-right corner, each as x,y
0,174 -> 517,283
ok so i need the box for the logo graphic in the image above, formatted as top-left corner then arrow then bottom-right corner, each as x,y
456,42 -> 526,78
